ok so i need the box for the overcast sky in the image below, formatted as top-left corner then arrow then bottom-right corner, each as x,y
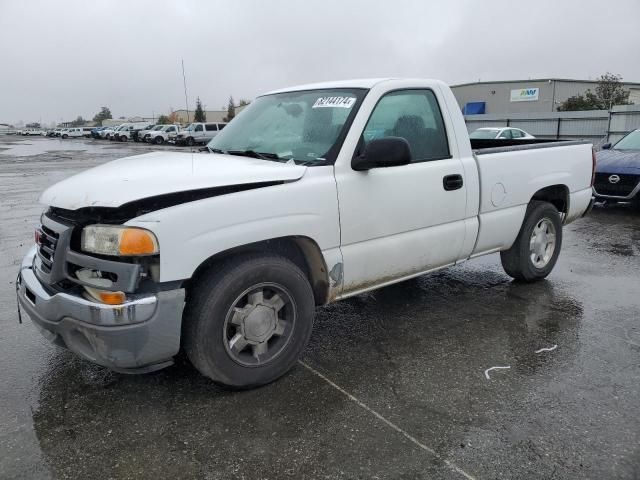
1,0 -> 639,125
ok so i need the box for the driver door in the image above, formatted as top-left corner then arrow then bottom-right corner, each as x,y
335,89 -> 468,295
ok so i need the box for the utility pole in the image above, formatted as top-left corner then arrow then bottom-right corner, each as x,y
181,59 -> 190,123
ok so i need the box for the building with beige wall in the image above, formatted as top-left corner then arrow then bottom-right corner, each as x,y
452,78 -> 640,114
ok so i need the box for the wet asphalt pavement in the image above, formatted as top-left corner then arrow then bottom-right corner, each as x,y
1,137 -> 639,479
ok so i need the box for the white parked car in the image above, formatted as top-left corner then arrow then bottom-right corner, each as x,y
141,125 -> 165,143
100,125 -> 120,140
22,129 -> 45,136
17,78 -> 594,389
147,124 -> 180,144
469,127 -> 535,140
61,127 -> 84,139
175,122 -> 227,146
113,122 -> 155,142
132,124 -> 156,142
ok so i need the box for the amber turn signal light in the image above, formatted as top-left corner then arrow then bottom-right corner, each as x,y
98,291 -> 126,305
119,229 -> 159,256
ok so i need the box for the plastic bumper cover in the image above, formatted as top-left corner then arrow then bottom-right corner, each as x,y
17,247 -> 185,373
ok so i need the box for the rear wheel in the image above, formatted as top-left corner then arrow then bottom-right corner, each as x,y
62,134 -> 68,139
500,201 -> 562,282
183,254 -> 315,388
186,137 -> 195,147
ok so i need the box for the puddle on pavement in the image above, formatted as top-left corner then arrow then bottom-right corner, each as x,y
0,138 -> 110,157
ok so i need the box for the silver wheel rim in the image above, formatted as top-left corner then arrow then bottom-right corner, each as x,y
529,218 -> 556,268
223,282 -> 296,367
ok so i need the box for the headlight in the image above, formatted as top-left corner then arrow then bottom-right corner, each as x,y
81,225 -> 159,256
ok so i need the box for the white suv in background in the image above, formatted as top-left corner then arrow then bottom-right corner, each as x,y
61,127 -> 84,139
175,122 -> 227,146
141,125 -> 165,143
113,123 -> 152,142
147,124 -> 180,144
133,124 -> 156,142
100,125 -> 120,140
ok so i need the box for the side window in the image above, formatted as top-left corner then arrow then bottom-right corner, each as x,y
511,129 -> 523,138
498,129 -> 512,139
195,124 -> 204,132
362,89 -> 449,162
217,123 -> 226,130
204,124 -> 217,132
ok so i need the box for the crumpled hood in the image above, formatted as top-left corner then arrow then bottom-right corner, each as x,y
40,151 -> 307,209
596,149 -> 640,175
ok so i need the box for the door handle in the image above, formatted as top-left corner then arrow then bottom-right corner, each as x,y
443,174 -> 464,191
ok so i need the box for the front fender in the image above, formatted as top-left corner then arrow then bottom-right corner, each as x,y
126,167 -> 340,282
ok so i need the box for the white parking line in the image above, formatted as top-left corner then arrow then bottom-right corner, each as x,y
298,361 -> 476,480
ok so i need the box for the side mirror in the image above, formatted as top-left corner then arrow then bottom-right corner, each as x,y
601,143 -> 612,150
352,137 -> 412,171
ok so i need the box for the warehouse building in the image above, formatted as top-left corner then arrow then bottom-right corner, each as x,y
172,106 -> 247,124
451,78 -> 640,114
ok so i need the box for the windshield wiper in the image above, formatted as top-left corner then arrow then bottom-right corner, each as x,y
226,150 -> 282,161
296,158 -> 330,166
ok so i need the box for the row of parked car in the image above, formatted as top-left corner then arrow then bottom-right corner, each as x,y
8,120 -> 229,146
90,121 -> 228,146
6,128 -> 49,136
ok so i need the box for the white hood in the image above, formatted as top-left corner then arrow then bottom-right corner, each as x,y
40,151 -> 307,209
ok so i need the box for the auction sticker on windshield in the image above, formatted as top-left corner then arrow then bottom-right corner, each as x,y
312,96 -> 356,108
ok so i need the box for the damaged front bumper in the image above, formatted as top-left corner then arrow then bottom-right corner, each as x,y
17,246 -> 185,373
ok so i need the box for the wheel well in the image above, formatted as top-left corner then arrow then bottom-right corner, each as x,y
184,236 -> 330,306
531,185 -> 569,214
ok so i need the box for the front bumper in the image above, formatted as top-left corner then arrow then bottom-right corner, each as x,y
17,247 -> 185,373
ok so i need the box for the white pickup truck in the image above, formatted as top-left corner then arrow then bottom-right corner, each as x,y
175,122 -> 227,146
146,124 -> 180,144
17,78 -> 594,388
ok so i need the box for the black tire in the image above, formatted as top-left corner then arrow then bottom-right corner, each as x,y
62,134 -> 68,139
186,137 -> 195,147
183,254 -> 315,388
154,136 -> 164,145
121,135 -> 127,142
500,201 -> 562,282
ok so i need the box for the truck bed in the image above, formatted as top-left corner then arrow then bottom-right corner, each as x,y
471,138 -> 591,154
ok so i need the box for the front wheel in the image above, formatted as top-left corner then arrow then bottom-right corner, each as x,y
500,201 -> 562,282
183,254 -> 315,389
186,137 -> 195,147
154,136 -> 164,145
62,134 -> 68,139
120,135 -> 127,142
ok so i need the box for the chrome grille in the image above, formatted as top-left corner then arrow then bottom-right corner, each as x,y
37,224 -> 60,273
34,212 -> 73,284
